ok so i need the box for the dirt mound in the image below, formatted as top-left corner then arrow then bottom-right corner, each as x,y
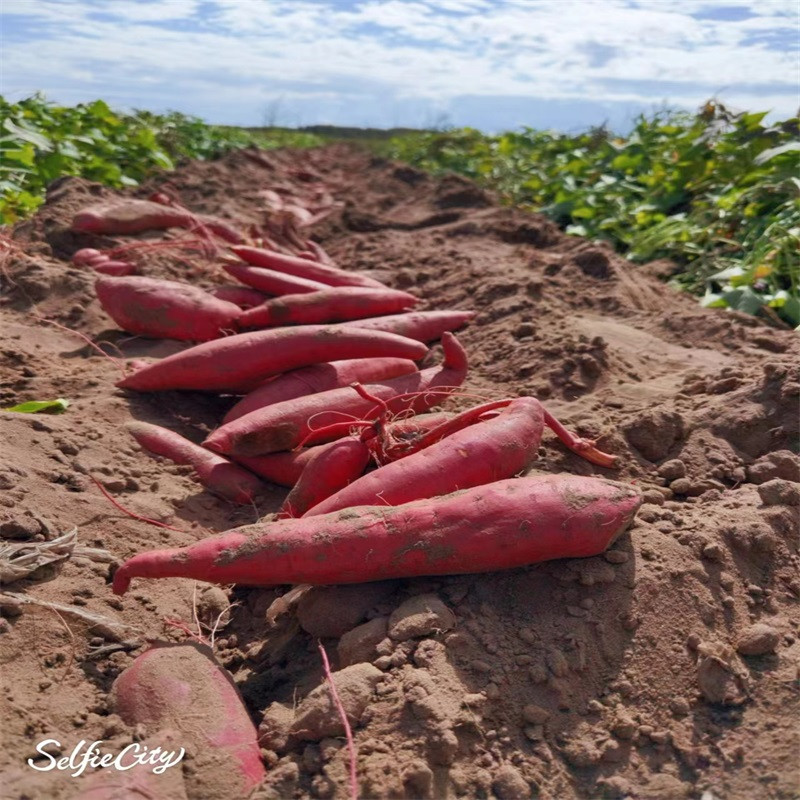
1,144 -> 798,799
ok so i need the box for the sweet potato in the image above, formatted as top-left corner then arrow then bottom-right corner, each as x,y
223,357 -> 420,423
95,276 -> 241,341
109,642 -> 265,796
211,284 -> 270,309
238,286 -> 418,328
72,248 -> 106,266
116,326 -> 428,392
231,245 -> 385,289
305,397 -> 544,516
233,447 -> 324,487
231,412 -> 444,486
72,199 -> 244,243
222,260 -> 327,296
305,240 -> 334,264
76,730 -> 189,800
384,411 -> 453,439
93,260 -> 137,276
112,474 -> 642,593
374,399 -> 617,468
127,421 -> 264,504
339,310 -> 476,342
203,332 -> 467,456
239,286 -> 418,328
278,437 -> 371,518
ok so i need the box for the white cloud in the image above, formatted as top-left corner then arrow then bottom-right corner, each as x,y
2,0 -> 797,127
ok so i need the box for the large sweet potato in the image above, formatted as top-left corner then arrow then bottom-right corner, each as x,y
113,475 -> 642,593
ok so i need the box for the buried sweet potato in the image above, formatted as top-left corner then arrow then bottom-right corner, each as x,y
112,474 -> 642,594
109,642 -> 265,799
95,276 -> 241,341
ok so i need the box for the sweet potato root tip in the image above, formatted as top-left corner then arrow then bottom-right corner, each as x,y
127,421 -> 263,504
542,409 -> 618,468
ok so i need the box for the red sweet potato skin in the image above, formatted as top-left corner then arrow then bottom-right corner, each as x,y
112,475 -> 642,593
109,642 -> 265,794
278,437 -> 371,518
231,415 -> 453,487
232,447 -> 326,487
95,276 -> 241,341
116,326 -> 428,392
222,261 -> 327,296
339,310 -> 476,341
211,284 -> 270,309
72,199 -> 244,242
94,260 -> 137,276
73,200 -> 188,234
231,245 -> 385,289
127,421 -> 263,504
203,333 -> 467,456
222,357 -> 419,423
304,397 -> 544,515
238,286 -> 418,328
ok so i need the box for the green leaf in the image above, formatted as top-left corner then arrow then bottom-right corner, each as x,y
701,291 -> 727,308
4,398 -> 70,414
2,118 -> 53,151
723,287 -> 765,315
779,297 -> 800,326
754,142 -> 800,165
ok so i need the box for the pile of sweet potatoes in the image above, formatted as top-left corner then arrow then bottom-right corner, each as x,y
68,193 -> 640,587
63,186 -> 644,798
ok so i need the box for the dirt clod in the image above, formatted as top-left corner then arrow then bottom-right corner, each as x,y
757,479 -> 800,506
736,623 -> 781,656
388,593 -> 456,641
291,663 -> 383,741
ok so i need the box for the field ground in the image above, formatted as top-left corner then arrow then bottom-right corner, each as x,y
1,145 -> 798,799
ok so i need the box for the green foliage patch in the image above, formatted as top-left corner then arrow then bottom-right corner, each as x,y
390,103 -> 800,327
0,93 -> 322,225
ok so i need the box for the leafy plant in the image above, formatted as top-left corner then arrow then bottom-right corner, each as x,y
0,93 -> 322,224
390,103 -> 800,326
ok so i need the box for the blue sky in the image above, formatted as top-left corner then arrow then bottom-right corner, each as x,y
2,0 -> 798,132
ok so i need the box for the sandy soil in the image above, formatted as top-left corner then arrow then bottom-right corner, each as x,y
1,145 -> 798,800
